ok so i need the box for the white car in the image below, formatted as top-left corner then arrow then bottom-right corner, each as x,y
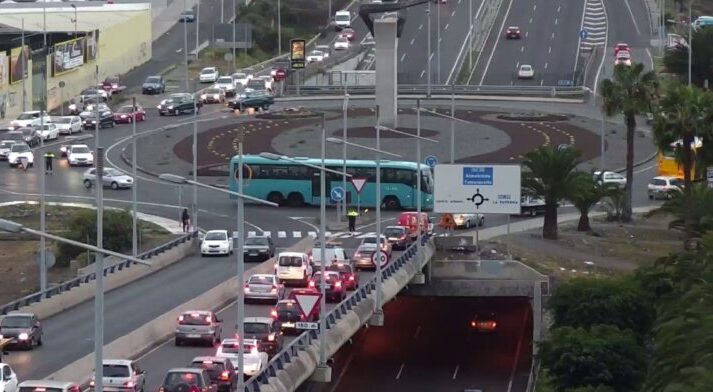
453,213 -> 485,229
66,144 -> 94,166
244,274 -> 285,303
53,116 -> 83,135
7,143 -> 34,168
593,170 -> 627,187
333,36 -> 350,50
200,230 -> 233,256
216,339 -> 268,378
89,359 -> 146,392
34,123 -> 59,141
10,111 -> 51,129
0,363 -> 18,392
614,51 -> 632,66
308,246 -> 349,267
648,176 -> 683,200
359,234 -> 392,256
17,381 -> 80,392
199,67 -> 219,83
517,64 -> 534,79
0,140 -> 17,160
214,76 -> 236,95
315,45 -> 331,59
231,72 -> 252,87
306,50 -> 325,63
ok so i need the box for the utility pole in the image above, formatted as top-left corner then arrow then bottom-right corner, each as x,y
426,2 -> 431,97
183,0 -> 189,91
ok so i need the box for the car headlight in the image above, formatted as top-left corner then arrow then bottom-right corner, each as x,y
167,106 -> 174,110
18,332 -> 29,340
213,94 -> 220,99
201,95 -> 207,99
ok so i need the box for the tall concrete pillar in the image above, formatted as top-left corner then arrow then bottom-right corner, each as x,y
374,16 -> 398,128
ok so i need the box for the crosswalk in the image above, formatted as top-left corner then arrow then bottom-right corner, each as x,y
578,0 -> 607,51
233,230 -> 452,240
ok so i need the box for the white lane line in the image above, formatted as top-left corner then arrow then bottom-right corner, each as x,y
515,61 -> 519,68
429,52 -> 434,60
248,231 -> 256,237
634,164 -> 655,174
557,5 -> 561,12
278,231 -> 287,238
420,69 -> 426,78
544,62 -> 549,69
555,18 -> 558,25
451,10 -> 456,17
525,31 -> 528,38
548,46 -> 551,53
540,79 -> 544,86
533,4 -> 536,10
263,231 -> 271,238
400,53 -> 406,62
478,0 -> 515,85
529,17 -> 532,23
623,0 -> 641,34
292,231 -> 302,238
646,48 -> 654,70
452,365 -> 460,380
413,325 -> 422,339
445,23 -> 449,30
419,23 -> 423,30
410,37 -> 415,46
395,363 -> 406,380
520,46 -> 524,52
308,231 -> 317,237
551,32 -> 555,39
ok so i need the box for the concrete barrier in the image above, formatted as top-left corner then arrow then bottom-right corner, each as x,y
46,237 -> 314,383
22,238 -> 196,320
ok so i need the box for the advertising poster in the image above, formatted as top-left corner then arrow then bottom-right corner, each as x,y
290,39 -> 306,69
10,46 -> 30,84
85,30 -> 99,61
0,52 -> 8,87
53,38 -> 85,76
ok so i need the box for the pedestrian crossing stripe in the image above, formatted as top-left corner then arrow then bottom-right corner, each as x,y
237,231 -> 452,240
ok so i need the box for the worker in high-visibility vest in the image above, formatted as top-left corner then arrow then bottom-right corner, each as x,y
347,208 -> 359,233
44,151 -> 55,175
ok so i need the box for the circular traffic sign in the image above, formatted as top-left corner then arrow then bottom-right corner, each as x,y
579,29 -> 588,39
371,251 -> 389,267
424,155 -> 438,168
331,186 -> 345,202
58,81 -> 65,88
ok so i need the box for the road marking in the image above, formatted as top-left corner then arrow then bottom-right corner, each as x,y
520,46 -> 524,52
554,18 -> 558,25
477,0 -> 515,85
410,38 -> 415,46
429,52 -> 434,60
452,365 -> 460,380
515,61 -> 519,68
248,231 -> 256,237
445,23 -> 449,30
646,48 -> 654,70
395,363 -> 405,380
263,231 -> 271,237
548,46 -> 551,53
525,31 -> 528,38
551,32 -> 555,39
293,231 -> 302,238
419,23 -> 423,30
529,17 -> 532,24
400,53 -> 406,62
506,307 -> 530,392
533,4 -> 536,10
278,231 -> 287,238
420,69 -> 426,78
540,79 -> 544,86
413,325 -> 421,339
544,62 -> 548,69
451,10 -> 456,17
557,5 -> 561,12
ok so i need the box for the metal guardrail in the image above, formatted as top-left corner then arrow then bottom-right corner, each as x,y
243,236 -> 428,391
0,231 -> 198,316
283,84 -> 590,98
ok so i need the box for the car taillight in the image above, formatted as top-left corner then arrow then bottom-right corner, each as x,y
271,286 -> 277,293
335,281 -> 342,288
124,381 -> 135,388
90,381 -> 95,387
205,316 -> 211,323
349,275 -> 355,281
271,309 -> 278,318
267,333 -> 275,341
309,281 -> 315,288
219,371 -> 230,381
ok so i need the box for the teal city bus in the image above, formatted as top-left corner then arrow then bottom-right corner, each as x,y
228,155 -> 434,210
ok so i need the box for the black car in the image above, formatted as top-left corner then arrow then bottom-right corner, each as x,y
142,75 -> 165,95
272,299 -> 311,335
243,235 -> 275,262
243,317 -> 284,357
80,88 -> 108,102
188,357 -> 236,392
309,271 -> 346,303
227,91 -> 274,111
80,110 -> 115,129
19,127 -> 41,147
158,94 -> 202,116
179,9 -> 196,22
161,368 -> 216,392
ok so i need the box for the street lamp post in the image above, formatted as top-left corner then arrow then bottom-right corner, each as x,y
70,5 -> 78,39
341,93 -> 350,220
183,0 -> 189,91
195,0 -> 200,55
426,2 -> 431,97
131,98 -> 138,257
688,0 -> 692,86
437,1 -> 441,84
157,173 -> 277,392
232,0 -> 237,72
414,100 -> 439,269
277,0 -> 282,56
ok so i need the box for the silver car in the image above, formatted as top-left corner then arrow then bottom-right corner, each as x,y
83,168 -> 134,190
174,310 -> 222,346
0,313 -> 43,349
90,359 -> 146,392
244,274 -> 284,304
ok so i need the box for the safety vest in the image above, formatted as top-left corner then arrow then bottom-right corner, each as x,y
44,152 -> 55,158
347,211 -> 358,217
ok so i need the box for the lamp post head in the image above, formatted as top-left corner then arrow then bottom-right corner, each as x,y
0,219 -> 24,233
158,173 -> 188,184
326,137 -> 344,145
258,152 -> 282,161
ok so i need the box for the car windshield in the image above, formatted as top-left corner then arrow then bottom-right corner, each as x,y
55,117 -> 72,124
164,372 -> 200,387
117,106 -> 134,113
17,113 -> 38,120
248,275 -> 273,284
103,364 -> 130,378
179,313 -> 211,325
384,228 -> 404,237
357,247 -> 375,256
651,179 -> 666,186
335,14 -> 350,21
204,89 -> 221,94
521,65 -> 532,70
309,50 -> 323,56
11,144 -> 29,152
0,141 -> 14,148
220,342 -> 242,354
313,273 -> 338,283
201,69 -> 215,74
191,362 -> 224,379
245,237 -> 268,246
233,73 -> 247,79
278,256 -> 303,267
217,77 -> 233,83
205,232 -> 227,241
0,315 -> 32,328
104,168 -> 123,177
72,146 -> 90,154
244,322 -> 270,334
362,236 -> 385,245
276,301 -> 297,311
146,77 -> 161,83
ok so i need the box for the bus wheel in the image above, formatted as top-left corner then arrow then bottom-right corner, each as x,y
267,191 -> 284,205
383,196 -> 401,210
287,192 -> 305,206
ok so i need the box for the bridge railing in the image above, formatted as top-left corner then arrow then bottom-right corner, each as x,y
243,236 -> 429,391
282,84 -> 590,99
0,231 -> 198,315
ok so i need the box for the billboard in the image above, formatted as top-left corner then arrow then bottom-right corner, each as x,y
9,46 -> 30,84
53,38 -> 85,76
85,30 -> 99,61
433,164 -> 521,214
290,39 -> 305,69
0,52 -> 8,87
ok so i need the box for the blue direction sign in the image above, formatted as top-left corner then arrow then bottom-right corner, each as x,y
425,155 -> 438,168
330,186 -> 345,202
579,29 -> 588,39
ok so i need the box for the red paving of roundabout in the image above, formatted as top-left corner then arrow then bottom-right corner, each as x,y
173,110 -> 601,172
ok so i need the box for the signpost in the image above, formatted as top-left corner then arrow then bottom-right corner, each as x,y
425,155 -> 438,168
579,29 -> 588,39
371,250 -> 389,267
331,186 -> 345,221
293,291 -> 322,330
350,177 -> 367,213
433,164 -> 521,214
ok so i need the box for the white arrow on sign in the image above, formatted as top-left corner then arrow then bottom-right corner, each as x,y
293,292 -> 322,320
351,177 -> 367,194
371,251 -> 389,267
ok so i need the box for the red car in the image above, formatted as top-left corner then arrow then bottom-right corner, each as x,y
505,26 -> 521,39
270,67 -> 287,82
113,105 -> 146,123
101,76 -> 125,94
339,28 -> 356,41
614,43 -> 630,56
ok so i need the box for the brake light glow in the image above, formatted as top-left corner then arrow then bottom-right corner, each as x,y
335,281 -> 342,288
267,333 -> 275,341
202,360 -> 213,364
244,287 -> 250,293
89,381 -> 95,387
159,388 -> 165,392
349,275 -> 355,281
271,286 -> 277,293
205,316 -> 212,323
219,371 -> 230,381
125,381 -> 135,388
308,281 -> 315,288
35,389 -> 47,392
271,309 -> 278,318
178,315 -> 184,322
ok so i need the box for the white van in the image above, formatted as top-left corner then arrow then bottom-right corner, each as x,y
334,10 -> 351,30
275,252 -> 312,286
309,247 -> 349,268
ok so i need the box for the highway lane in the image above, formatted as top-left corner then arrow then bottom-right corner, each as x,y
477,0 -> 584,86
298,296 -> 533,392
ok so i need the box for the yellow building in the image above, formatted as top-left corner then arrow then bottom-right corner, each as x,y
0,2 -> 151,120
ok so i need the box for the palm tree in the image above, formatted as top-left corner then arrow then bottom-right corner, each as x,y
652,85 -> 713,235
522,146 -> 583,240
569,174 -> 622,231
599,63 -> 659,222
648,183 -> 713,239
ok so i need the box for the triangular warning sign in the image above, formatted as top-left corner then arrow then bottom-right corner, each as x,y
294,293 -> 322,319
351,177 -> 367,194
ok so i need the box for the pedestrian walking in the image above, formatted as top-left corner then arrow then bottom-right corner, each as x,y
181,208 -> 191,232
347,207 -> 359,233
44,151 -> 55,175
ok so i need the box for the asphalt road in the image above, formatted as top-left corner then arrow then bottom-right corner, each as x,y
298,296 -> 533,392
476,0 -> 585,86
